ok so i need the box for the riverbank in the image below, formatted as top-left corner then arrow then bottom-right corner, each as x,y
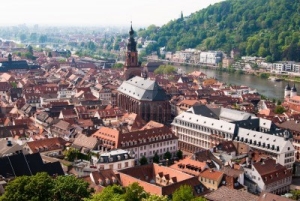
151,59 -> 300,84
175,66 -> 300,100
171,61 -> 300,83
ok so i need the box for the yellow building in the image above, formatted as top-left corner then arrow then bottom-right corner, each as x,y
199,169 -> 223,190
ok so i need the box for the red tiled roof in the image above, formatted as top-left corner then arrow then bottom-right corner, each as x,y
169,157 -> 208,176
199,169 -> 223,181
26,137 -> 67,153
205,186 -> 258,201
253,158 -> 292,185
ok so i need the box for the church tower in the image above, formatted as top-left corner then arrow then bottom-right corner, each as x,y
284,83 -> 291,97
290,83 -> 297,98
124,23 -> 141,80
8,53 -> 12,62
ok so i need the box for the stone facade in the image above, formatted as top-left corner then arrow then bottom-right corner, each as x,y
117,77 -> 171,124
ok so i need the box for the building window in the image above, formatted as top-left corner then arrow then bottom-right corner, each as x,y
125,162 -> 128,167
109,164 -> 113,169
99,165 -> 104,170
118,163 -> 122,169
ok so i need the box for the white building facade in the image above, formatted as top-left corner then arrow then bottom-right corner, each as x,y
243,159 -> 292,194
92,149 -> 135,170
172,111 -> 236,152
235,128 -> 295,169
200,51 -> 223,65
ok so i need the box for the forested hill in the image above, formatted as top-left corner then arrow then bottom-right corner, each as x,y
138,0 -> 300,62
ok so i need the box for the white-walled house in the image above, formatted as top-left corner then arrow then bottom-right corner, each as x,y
235,128 -> 295,169
92,149 -> 135,170
243,158 -> 292,194
200,51 -> 223,65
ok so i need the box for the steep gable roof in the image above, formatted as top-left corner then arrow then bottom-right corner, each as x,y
253,158 -> 292,185
118,76 -> 168,101
26,137 -> 67,153
0,153 -> 64,178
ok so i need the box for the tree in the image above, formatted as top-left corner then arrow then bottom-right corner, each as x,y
11,82 -> 17,88
143,194 -> 168,201
139,156 -> 148,165
65,50 -> 71,58
154,65 -> 176,75
124,182 -> 148,201
164,151 -> 172,160
265,54 -> 273,62
39,35 -> 48,43
191,197 -> 207,201
0,172 -> 93,201
86,183 -> 148,201
176,150 -> 183,160
87,41 -> 96,50
172,185 -> 194,201
291,189 -> 300,200
30,33 -> 37,42
0,172 -> 54,201
260,73 -> 269,79
139,50 -> 147,62
274,105 -> 285,114
252,63 -> 259,70
85,185 -> 125,201
27,45 -> 33,55
136,0 -> 300,61
52,175 -> 93,201
112,63 -> 123,69
19,33 -> 27,42
64,148 -> 90,162
153,152 -> 160,163
25,52 -> 34,60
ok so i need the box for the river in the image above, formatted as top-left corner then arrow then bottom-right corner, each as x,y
178,66 -> 300,100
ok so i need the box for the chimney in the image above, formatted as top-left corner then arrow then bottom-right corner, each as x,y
7,140 -> 12,147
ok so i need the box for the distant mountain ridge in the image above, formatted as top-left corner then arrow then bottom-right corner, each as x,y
138,0 -> 300,62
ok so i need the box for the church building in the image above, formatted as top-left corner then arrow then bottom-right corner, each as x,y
284,83 -> 300,113
117,24 -> 171,124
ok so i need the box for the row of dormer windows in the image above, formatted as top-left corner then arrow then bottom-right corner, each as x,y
237,136 -> 280,151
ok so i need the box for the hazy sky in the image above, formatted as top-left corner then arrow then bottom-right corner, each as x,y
2,0 -> 223,27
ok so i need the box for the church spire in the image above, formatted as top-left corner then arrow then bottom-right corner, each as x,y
129,21 -> 134,36
127,22 -> 137,52
124,22 -> 141,80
